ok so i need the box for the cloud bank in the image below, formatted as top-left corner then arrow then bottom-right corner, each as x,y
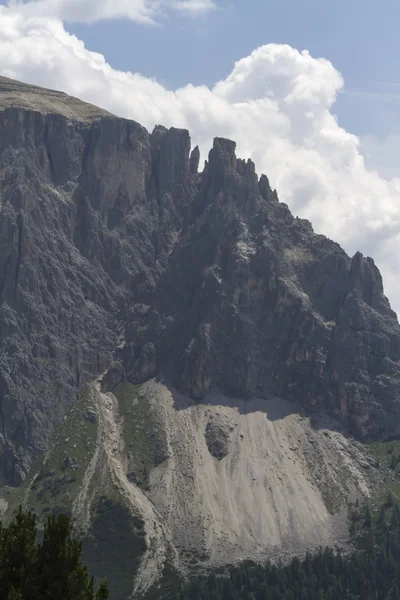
1,3 -> 400,311
8,0 -> 215,24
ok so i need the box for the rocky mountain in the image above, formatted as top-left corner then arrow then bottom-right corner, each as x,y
0,76 -> 399,597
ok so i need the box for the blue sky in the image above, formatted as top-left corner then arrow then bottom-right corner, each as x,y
67,0 -> 400,138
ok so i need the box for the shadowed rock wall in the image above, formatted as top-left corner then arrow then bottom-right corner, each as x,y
0,77 -> 399,485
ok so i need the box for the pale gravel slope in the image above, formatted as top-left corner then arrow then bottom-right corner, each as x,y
0,378 -> 377,597
142,381 -> 372,568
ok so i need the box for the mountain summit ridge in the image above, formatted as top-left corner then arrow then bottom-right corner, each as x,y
0,75 -> 113,120
0,77 -> 398,487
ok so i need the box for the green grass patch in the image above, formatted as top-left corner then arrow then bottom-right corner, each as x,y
1,385 -> 100,523
116,382 -> 168,490
369,439 -> 400,503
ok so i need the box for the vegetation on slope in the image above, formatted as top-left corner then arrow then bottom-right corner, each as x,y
370,440 -> 400,502
1,385 -> 100,523
0,380 -> 395,600
0,384 -> 149,600
0,507 -> 109,600
165,497 -> 400,600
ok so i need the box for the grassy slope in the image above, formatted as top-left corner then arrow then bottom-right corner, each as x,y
1,385 -> 99,520
370,439 -> 400,503
0,383 -> 150,600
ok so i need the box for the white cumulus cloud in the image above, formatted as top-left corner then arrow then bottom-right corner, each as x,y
169,0 -> 216,14
1,3 -> 400,312
7,0 -> 215,24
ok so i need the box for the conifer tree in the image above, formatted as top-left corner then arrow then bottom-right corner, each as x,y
0,507 -> 108,600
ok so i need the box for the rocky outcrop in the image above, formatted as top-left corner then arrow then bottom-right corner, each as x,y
0,78 -> 195,484
117,139 -> 400,442
0,76 -> 399,486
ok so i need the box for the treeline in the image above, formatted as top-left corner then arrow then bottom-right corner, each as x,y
5,497 -> 400,600
0,506 -> 109,600
169,497 -> 400,600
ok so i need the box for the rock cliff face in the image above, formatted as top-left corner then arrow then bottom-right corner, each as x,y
0,75 -> 399,491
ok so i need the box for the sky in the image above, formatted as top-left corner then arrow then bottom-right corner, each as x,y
69,0 -> 400,141
1,0 -> 400,310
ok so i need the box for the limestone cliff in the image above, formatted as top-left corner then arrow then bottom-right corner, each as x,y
1,76 -> 400,598
0,76 -> 399,487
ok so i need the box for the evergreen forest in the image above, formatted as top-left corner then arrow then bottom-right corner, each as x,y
0,507 -> 109,600
166,496 -> 400,600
